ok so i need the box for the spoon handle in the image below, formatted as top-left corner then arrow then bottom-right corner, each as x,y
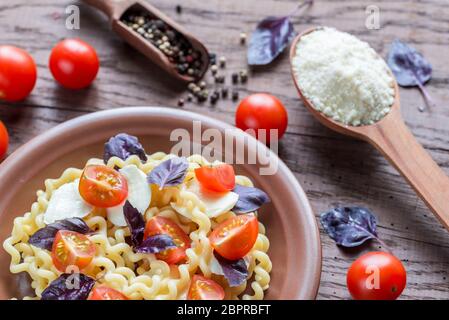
82,0 -> 124,17
368,114 -> 449,230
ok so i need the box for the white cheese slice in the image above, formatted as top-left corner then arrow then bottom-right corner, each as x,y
107,165 -> 151,226
171,180 -> 239,219
43,179 -> 93,224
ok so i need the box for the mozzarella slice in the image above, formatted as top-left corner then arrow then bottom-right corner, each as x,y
44,179 -> 92,224
171,180 -> 239,219
107,165 -> 151,226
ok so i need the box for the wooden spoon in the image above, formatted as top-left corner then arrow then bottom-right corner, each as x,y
82,0 -> 209,83
290,27 -> 449,231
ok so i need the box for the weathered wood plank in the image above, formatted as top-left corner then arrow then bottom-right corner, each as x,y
1,0 -> 449,299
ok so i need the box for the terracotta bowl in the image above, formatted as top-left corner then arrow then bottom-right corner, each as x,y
0,107 -> 321,299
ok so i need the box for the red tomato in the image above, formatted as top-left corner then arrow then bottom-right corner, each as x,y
49,39 -> 99,89
144,216 -> 191,264
347,251 -> 406,300
88,286 -> 128,300
79,165 -> 128,208
235,93 -> 288,144
0,121 -> 8,159
51,230 -> 96,272
194,164 -> 235,193
187,275 -> 225,300
0,45 -> 37,102
209,214 -> 258,260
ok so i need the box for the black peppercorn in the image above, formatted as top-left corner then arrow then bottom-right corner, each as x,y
176,5 -> 182,14
232,90 -> 239,101
178,98 -> 184,107
231,73 -> 239,84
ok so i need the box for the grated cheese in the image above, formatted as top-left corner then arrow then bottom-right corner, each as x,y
292,27 -> 395,126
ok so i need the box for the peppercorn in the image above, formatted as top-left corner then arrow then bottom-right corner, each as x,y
178,98 -> 184,107
176,5 -> 182,14
209,53 -> 217,65
239,69 -> 248,83
219,56 -> 226,68
232,90 -> 239,101
240,32 -> 247,45
231,73 -> 239,84
199,81 -> 207,89
221,87 -> 229,98
214,75 -> 225,84
211,65 -> 218,75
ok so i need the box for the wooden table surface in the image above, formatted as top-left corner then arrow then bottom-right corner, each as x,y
1,0 -> 449,300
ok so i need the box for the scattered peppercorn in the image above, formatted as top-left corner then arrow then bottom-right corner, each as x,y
231,73 -> 239,84
221,87 -> 228,98
232,90 -> 239,101
219,56 -> 226,68
187,93 -> 194,102
214,75 -> 225,84
175,5 -> 182,14
199,81 -> 207,89
178,98 -> 184,106
211,65 -> 218,75
240,32 -> 247,45
239,69 -> 248,83
209,53 -> 217,65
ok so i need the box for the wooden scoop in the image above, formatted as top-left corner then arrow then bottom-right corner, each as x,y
290,28 -> 449,231
82,0 -> 209,82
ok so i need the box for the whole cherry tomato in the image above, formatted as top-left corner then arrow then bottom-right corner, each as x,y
0,45 -> 37,102
49,39 -> 99,89
0,121 -> 8,159
347,251 -> 406,300
236,93 -> 288,144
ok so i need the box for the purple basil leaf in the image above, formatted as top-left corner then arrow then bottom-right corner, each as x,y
247,16 -> 296,65
232,184 -> 270,214
134,234 -> 176,254
387,39 -> 432,87
104,133 -> 147,164
41,273 -> 95,300
123,201 -> 145,247
147,157 -> 189,189
214,252 -> 248,287
320,207 -> 378,247
29,218 -> 93,251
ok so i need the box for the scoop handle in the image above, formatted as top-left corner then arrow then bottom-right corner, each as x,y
82,0 -> 123,17
367,110 -> 449,230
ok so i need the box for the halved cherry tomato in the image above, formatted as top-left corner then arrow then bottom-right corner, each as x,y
209,214 -> 258,260
79,165 -> 128,208
0,45 -> 37,102
49,39 -> 99,89
51,230 -> 96,272
144,216 -> 191,264
187,275 -> 225,300
0,121 -> 9,159
194,164 -> 235,193
347,251 -> 406,300
88,286 -> 128,300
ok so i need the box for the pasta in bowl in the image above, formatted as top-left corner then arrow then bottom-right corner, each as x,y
3,133 -> 272,300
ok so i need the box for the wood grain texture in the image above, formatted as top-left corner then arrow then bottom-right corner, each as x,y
1,0 -> 449,299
